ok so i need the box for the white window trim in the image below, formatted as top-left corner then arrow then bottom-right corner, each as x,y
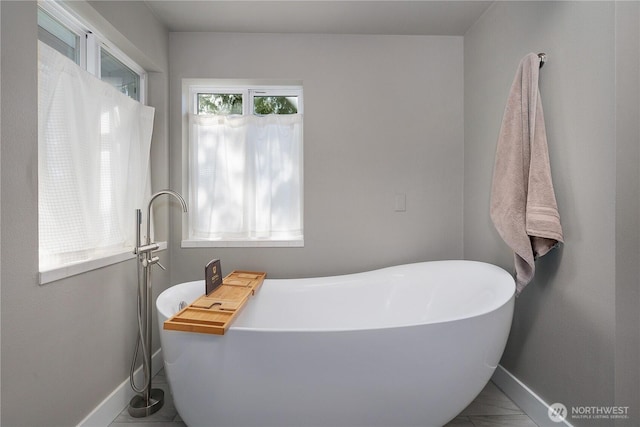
181,239 -> 304,249
39,242 -> 167,285
38,1 -> 151,283
181,79 -> 305,248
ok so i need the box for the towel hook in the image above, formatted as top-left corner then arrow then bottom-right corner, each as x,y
538,52 -> 546,68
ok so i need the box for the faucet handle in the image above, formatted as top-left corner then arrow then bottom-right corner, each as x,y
150,256 -> 167,271
142,255 -> 165,271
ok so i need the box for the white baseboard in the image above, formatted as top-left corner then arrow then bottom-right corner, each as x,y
78,357 -> 564,427
76,348 -> 164,427
491,364 -> 574,427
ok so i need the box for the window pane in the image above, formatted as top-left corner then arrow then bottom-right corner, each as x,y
254,96 -> 298,115
38,8 -> 80,64
198,94 -> 243,115
100,48 -> 140,101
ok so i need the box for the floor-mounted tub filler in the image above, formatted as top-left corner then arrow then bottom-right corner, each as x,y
157,260 -> 515,427
129,190 -> 188,418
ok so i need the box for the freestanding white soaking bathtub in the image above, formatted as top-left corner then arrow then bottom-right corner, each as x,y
157,260 -> 515,427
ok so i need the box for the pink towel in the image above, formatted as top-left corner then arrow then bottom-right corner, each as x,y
490,53 -> 564,295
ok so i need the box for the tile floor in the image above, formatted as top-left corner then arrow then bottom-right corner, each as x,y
110,369 -> 185,427
110,370 -> 538,427
443,382 -> 538,427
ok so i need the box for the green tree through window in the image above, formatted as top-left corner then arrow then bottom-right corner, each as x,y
198,93 -> 243,115
197,93 -> 299,115
254,96 -> 298,115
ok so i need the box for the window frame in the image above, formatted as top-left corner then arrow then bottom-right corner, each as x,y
182,80 -> 304,248
97,40 -> 146,102
250,88 -> 303,115
37,1 -> 151,283
191,86 -> 303,117
194,87 -> 247,115
37,4 -> 87,67
38,1 -> 147,104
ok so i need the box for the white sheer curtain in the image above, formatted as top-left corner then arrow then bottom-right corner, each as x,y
189,113 -> 303,240
38,42 -> 154,270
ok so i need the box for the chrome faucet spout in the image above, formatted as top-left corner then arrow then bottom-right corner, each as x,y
146,190 -> 188,245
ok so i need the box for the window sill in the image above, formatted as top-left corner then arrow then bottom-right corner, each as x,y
39,241 -> 167,285
182,239 -> 304,248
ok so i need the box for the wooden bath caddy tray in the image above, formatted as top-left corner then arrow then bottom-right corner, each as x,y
163,270 -> 266,335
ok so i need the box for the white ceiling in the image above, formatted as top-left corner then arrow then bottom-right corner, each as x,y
144,1 -> 494,36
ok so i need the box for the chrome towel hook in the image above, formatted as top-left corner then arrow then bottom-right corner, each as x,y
538,52 -> 547,68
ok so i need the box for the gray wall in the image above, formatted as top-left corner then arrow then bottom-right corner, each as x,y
614,1 -> 640,424
169,33 -> 465,283
0,1 -> 170,425
1,2 -> 637,426
464,1 -> 639,425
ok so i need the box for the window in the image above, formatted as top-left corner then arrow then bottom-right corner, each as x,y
195,91 -> 300,116
37,3 -> 151,282
185,83 -> 304,247
197,93 -> 243,115
38,2 -> 145,102
253,94 -> 299,115
37,7 -> 82,64
100,48 -> 141,101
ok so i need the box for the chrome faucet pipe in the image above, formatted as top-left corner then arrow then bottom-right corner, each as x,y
135,209 -> 142,254
145,190 -> 188,245
129,190 -> 188,418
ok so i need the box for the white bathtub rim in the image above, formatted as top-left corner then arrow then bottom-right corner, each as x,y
163,299 -> 515,336
158,260 -> 515,334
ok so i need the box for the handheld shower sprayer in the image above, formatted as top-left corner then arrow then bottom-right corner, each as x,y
129,190 -> 188,418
